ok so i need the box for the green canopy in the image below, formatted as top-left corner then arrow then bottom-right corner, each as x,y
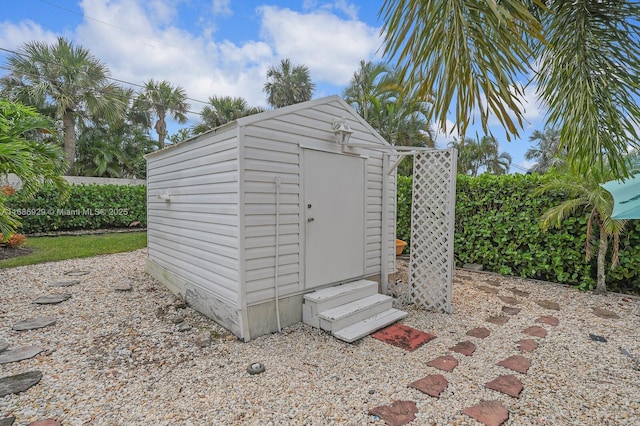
602,173 -> 640,219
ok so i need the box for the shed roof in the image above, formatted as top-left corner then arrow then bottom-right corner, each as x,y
145,95 -> 390,159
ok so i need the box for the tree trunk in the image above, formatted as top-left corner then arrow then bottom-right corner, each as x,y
62,111 -> 76,175
155,115 -> 167,149
595,226 -> 608,294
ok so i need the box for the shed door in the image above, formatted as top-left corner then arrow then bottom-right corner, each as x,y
304,149 -> 365,289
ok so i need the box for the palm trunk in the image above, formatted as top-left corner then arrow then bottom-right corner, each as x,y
155,118 -> 167,149
62,111 -> 76,175
595,226 -> 608,294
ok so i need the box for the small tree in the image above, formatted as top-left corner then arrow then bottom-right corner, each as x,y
536,165 -> 627,294
0,99 -> 67,238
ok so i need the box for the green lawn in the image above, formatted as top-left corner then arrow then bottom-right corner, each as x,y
0,232 -> 147,268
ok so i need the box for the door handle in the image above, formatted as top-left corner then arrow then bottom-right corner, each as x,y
307,217 -> 315,222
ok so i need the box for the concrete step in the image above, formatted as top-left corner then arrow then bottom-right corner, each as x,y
333,308 -> 408,343
302,280 -> 378,328
317,293 -> 393,332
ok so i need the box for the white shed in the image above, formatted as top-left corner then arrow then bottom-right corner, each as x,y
145,95 -> 404,341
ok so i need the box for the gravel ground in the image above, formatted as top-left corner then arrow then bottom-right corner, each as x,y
1,249 -> 639,425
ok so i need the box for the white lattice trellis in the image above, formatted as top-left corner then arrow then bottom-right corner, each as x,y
406,149 -> 457,313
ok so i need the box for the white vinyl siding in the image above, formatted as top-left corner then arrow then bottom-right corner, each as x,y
147,133 -> 241,305
242,122 -> 301,306
240,98 -> 391,305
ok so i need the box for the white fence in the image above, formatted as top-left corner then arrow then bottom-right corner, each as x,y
3,174 -> 146,188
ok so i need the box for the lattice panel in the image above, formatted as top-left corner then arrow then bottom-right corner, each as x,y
407,149 -> 457,313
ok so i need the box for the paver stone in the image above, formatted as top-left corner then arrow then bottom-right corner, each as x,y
487,316 -> 510,325
0,345 -> 44,364
12,317 -> 57,331
485,374 -> 523,398
517,339 -> 538,352
33,294 -> 71,305
501,306 -> 521,315
369,400 -> 418,426
408,374 -> 448,397
497,355 -> 531,374
592,307 -> 620,319
536,300 -> 560,311
462,400 -> 509,426
466,327 -> 491,339
536,316 -> 559,326
523,326 -> 547,338
449,340 -> 476,356
426,355 -> 458,372
0,371 -> 43,397
498,296 -> 519,305
477,286 -> 499,294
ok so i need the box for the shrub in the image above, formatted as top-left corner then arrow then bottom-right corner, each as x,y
0,233 -> 27,247
396,173 -> 640,293
6,184 -> 147,234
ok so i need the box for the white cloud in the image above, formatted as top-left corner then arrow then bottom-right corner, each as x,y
258,5 -> 382,86
433,119 -> 459,148
211,0 -> 232,16
0,20 -> 59,49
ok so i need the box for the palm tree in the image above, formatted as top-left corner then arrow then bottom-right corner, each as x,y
479,136 -> 512,175
536,165 -> 628,294
0,99 -> 67,238
192,95 -> 264,134
264,59 -> 315,108
380,1 -> 640,178
343,60 -> 396,122
137,79 -> 189,149
525,128 -> 564,173
449,136 -> 511,176
1,37 -> 127,173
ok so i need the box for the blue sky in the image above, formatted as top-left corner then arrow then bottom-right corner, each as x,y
1,0 -> 545,172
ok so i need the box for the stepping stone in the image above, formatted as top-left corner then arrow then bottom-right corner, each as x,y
517,339 -> 538,352
592,307 -> 619,319
487,316 -> 510,325
408,374 -> 448,397
485,374 -> 524,397
477,285 -> 499,294
33,294 -> 71,305
462,400 -> 509,426
0,417 -> 15,426
0,338 -> 8,353
536,316 -> 559,326
536,300 -> 560,311
501,306 -> 521,315
484,277 -> 502,287
64,270 -> 89,277
466,327 -> 491,339
113,281 -> 133,291
12,316 -> 57,331
449,340 -> 476,356
369,400 -> 418,426
497,355 -> 531,374
0,345 -> 44,364
463,263 -> 483,271
508,288 -> 530,297
0,371 -> 43,397
589,333 -> 607,343
426,355 -> 458,372
523,326 -> 547,338
371,323 -> 436,352
50,279 -> 80,287
498,296 -> 519,305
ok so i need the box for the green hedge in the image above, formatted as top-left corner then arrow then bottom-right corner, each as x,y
6,184 -> 146,234
397,174 -> 640,293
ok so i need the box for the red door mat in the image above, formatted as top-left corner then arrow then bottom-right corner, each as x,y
371,323 -> 436,351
